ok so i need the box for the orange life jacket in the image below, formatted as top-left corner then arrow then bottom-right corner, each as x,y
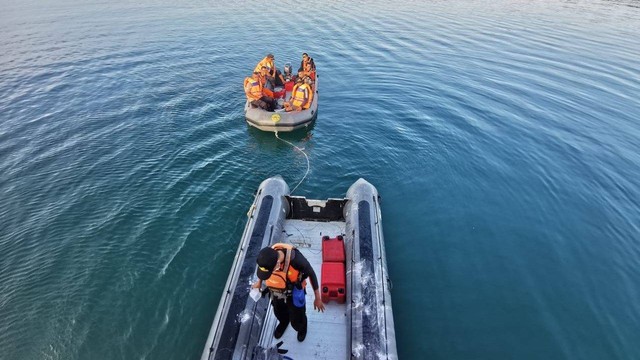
291,83 -> 312,109
254,57 -> 275,75
264,243 -> 305,292
252,75 -> 273,98
300,66 -> 316,81
244,77 -> 262,101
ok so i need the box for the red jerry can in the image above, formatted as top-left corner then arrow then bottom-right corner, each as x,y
321,262 -> 346,304
322,235 -> 345,263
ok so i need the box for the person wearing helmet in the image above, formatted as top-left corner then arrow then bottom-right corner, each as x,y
252,244 -> 324,342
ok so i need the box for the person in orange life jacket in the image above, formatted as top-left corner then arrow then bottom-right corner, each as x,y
258,66 -> 276,98
283,76 -> 313,112
258,66 -> 272,89
297,62 -> 316,83
244,72 -> 276,111
298,52 -> 315,73
254,53 -> 285,88
259,65 -> 284,93
252,244 -> 325,342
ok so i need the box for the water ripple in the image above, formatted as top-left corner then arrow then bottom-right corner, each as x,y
2,0 -> 640,359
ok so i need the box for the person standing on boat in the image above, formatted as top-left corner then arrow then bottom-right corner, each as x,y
244,72 -> 276,111
253,243 -> 325,342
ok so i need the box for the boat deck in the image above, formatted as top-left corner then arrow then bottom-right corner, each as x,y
266,219 -> 347,359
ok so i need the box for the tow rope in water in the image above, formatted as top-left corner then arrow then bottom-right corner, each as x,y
275,131 -> 310,194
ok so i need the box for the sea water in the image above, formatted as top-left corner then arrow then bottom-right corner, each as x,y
1,0 -> 639,358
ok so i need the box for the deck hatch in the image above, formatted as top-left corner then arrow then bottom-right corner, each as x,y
286,196 -> 347,222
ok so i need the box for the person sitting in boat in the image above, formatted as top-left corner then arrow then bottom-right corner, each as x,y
254,53 -> 285,88
253,244 -> 325,342
297,62 -> 316,87
244,72 -> 276,111
283,76 -> 313,112
298,52 -> 315,73
258,66 -> 275,98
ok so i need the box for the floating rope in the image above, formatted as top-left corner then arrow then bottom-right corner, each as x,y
275,131 -> 310,194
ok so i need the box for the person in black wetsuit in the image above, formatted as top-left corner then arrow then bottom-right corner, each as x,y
253,244 -> 325,342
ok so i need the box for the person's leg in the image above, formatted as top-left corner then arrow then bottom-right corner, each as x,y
270,73 -> 276,87
255,99 -> 270,111
287,296 -> 307,341
264,76 -> 275,90
250,99 -> 264,109
274,70 -> 284,87
271,297 -> 290,338
260,96 -> 276,111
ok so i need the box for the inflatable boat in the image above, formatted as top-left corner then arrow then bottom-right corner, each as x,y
201,176 -> 397,360
244,76 -> 318,133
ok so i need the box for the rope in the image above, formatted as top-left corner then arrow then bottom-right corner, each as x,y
275,131 -> 310,194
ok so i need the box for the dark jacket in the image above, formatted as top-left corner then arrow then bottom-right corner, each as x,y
288,248 -> 319,290
298,58 -> 315,73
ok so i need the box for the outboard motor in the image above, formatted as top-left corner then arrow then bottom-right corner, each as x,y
283,63 -> 293,82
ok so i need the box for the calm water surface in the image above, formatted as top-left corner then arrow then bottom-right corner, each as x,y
1,0 -> 640,359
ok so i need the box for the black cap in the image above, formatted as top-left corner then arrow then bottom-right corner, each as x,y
256,247 -> 278,280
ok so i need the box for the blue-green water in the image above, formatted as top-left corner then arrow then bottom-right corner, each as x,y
1,0 -> 640,359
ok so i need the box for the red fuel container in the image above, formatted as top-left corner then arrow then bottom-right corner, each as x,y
322,235 -> 345,263
272,87 -> 286,99
284,81 -> 294,92
321,262 -> 346,304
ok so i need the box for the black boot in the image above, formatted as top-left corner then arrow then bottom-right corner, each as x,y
274,322 -> 289,339
297,328 -> 307,342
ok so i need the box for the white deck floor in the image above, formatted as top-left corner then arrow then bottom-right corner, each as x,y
267,219 -> 347,359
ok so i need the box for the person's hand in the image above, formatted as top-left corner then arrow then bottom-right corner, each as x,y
313,297 -> 325,312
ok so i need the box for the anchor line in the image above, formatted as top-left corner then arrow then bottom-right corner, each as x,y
274,131 -> 310,195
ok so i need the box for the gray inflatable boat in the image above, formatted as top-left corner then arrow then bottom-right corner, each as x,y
201,176 -> 398,360
244,77 -> 319,132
